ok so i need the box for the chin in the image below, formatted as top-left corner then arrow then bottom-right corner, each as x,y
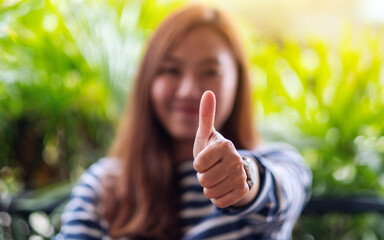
170,129 -> 196,142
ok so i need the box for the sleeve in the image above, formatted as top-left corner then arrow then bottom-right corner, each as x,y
52,159 -> 108,240
218,143 -> 312,238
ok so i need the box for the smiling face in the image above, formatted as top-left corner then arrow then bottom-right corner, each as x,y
151,26 -> 238,142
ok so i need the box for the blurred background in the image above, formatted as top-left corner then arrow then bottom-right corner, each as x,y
1,0 -> 384,239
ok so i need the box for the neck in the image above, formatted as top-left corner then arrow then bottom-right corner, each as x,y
173,139 -> 194,163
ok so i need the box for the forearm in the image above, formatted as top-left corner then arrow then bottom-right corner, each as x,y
229,145 -> 312,216
253,144 -> 312,217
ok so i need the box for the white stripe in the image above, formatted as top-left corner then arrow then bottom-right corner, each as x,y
182,225 -> 194,235
181,191 -> 207,202
180,204 -> 214,218
72,185 -> 97,198
207,226 -> 254,240
90,161 -> 107,176
178,160 -> 194,173
93,158 -> 121,176
65,197 -> 96,212
184,214 -> 239,237
61,211 -> 98,222
61,225 -> 102,238
80,172 -> 103,195
245,213 -> 268,223
180,175 -> 199,187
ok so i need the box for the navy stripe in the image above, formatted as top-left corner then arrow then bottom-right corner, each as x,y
85,168 -> 101,181
65,233 -> 100,240
66,219 -> 100,229
238,233 -> 263,240
181,216 -> 204,227
178,169 -> 197,179
181,200 -> 211,209
70,205 -> 93,213
69,195 -> 94,204
179,185 -> 203,194
78,182 -> 97,192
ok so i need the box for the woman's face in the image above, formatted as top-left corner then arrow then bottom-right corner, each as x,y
151,26 -> 238,141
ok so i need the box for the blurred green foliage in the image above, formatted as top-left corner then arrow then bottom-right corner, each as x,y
250,30 -> 384,198
1,0 -> 384,239
249,28 -> 384,239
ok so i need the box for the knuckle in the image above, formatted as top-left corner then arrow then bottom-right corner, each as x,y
240,188 -> 249,199
229,158 -> 244,174
240,183 -> 249,195
235,159 -> 244,171
204,188 -> 214,199
193,158 -> 203,172
216,201 -> 225,208
215,198 -> 231,208
221,140 -> 234,151
198,174 -> 209,187
240,169 -> 247,181
193,161 -> 199,172
236,154 -> 243,164
232,186 -> 247,202
235,175 -> 246,186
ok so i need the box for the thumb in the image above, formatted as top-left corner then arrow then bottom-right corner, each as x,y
193,90 -> 216,158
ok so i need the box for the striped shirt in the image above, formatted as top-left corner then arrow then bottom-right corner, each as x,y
53,143 -> 311,240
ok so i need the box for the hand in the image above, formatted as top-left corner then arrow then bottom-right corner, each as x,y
193,91 -> 257,208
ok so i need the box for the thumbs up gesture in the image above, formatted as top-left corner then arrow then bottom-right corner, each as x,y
193,91 -> 258,208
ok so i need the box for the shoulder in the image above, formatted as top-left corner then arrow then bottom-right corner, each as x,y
72,157 -> 120,199
63,157 -> 120,215
56,158 -> 120,239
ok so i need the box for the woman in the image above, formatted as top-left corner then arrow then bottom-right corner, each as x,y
55,4 -> 311,240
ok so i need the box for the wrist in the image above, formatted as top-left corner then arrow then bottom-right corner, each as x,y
242,156 -> 257,189
232,156 -> 260,207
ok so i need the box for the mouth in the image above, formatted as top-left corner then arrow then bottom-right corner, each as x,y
173,105 -> 199,116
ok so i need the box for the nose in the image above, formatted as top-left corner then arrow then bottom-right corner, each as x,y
175,72 -> 201,99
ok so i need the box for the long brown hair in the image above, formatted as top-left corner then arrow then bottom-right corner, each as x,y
102,4 -> 257,239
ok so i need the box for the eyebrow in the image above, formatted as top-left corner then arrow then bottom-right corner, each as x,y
199,58 -> 220,66
162,56 -> 182,64
162,56 -> 220,66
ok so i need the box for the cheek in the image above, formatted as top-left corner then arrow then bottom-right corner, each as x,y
151,78 -> 164,101
151,78 -> 169,122
221,64 -> 238,98
221,79 -> 238,110
215,75 -> 238,129
151,78 -> 173,106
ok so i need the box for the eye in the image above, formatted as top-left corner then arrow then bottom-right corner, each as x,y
202,69 -> 220,78
159,67 -> 181,77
